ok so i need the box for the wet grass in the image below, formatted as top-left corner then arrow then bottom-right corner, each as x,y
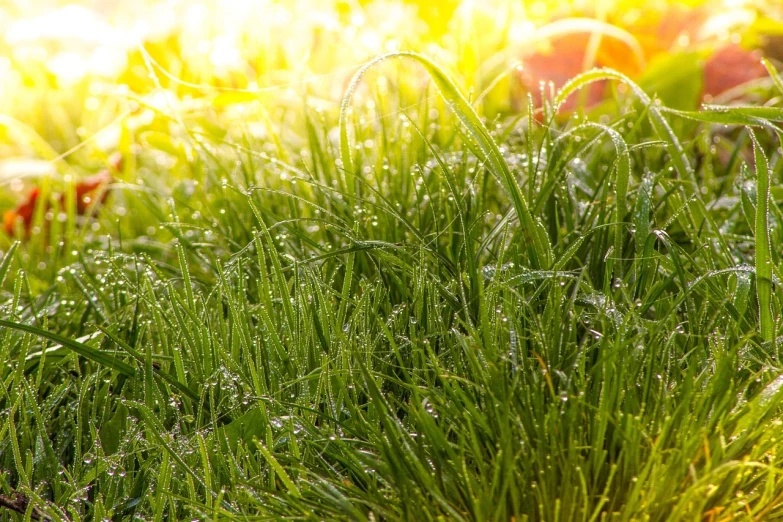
2,53 -> 783,520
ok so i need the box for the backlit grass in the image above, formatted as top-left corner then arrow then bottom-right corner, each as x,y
2,4 -> 783,520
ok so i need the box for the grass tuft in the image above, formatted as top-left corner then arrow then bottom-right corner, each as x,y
2,46 -> 783,522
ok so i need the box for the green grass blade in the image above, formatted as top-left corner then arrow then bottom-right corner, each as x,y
0,319 -> 137,376
763,58 -> 783,95
664,106 -> 783,133
555,67 -> 695,188
0,241 -> 19,288
748,129 -> 774,342
340,51 -> 551,268
582,122 -> 630,277
253,438 -> 302,498
94,324 -> 201,404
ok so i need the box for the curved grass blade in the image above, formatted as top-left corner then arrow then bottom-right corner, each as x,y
553,120 -> 630,277
0,319 -> 136,376
555,68 -> 695,190
24,331 -> 100,372
340,51 -> 551,268
748,129 -> 774,342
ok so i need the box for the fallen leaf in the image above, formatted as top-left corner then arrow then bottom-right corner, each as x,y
513,4 -> 765,111
517,34 -> 608,111
3,186 -> 40,236
702,44 -> 768,99
3,154 -> 120,237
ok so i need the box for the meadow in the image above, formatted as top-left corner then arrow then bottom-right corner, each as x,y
2,1 -> 783,520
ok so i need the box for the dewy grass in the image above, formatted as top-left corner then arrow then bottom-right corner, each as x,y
3,49 -> 783,521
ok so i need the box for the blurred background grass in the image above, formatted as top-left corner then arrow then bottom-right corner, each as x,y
0,0 -> 782,209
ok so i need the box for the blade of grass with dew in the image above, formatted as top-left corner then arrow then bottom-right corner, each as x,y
748,129 -> 775,343
0,319 -> 136,376
763,58 -> 783,95
340,51 -> 551,269
556,121 -> 630,278
555,68 -> 695,189
663,106 -> 783,133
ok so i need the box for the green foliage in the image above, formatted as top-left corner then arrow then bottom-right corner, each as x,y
2,52 -> 783,522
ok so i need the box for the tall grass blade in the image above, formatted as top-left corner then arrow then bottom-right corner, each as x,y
748,129 -> 775,342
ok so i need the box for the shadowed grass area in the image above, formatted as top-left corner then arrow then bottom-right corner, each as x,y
2,39 -> 783,520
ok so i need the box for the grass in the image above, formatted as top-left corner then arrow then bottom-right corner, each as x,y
3,15 -> 783,520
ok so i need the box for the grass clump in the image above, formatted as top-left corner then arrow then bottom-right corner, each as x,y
2,49 -> 783,521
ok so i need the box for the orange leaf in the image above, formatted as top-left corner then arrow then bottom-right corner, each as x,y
3,155 -> 119,237
518,34 -> 607,111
